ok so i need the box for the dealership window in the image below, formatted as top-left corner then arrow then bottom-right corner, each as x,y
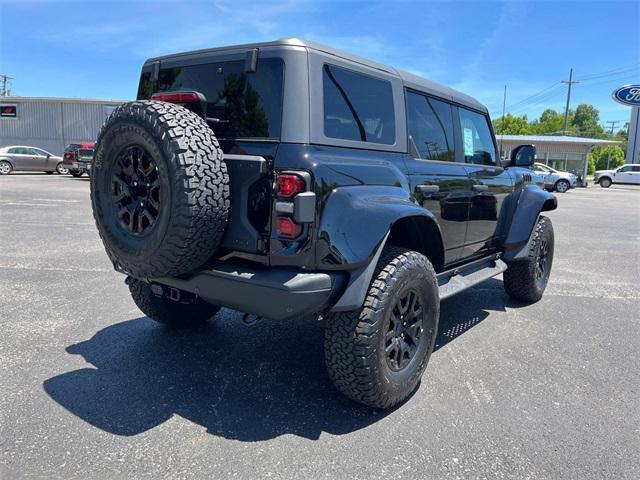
406,91 -> 455,162
458,107 -> 496,165
323,64 -> 395,144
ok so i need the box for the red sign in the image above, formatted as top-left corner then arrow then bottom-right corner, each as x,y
0,105 -> 16,117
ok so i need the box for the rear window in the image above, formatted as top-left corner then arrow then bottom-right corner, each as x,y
65,144 -> 82,151
138,58 -> 284,140
322,64 -> 395,145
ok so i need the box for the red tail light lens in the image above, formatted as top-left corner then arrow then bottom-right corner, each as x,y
150,91 -> 200,104
277,174 -> 305,198
276,217 -> 302,238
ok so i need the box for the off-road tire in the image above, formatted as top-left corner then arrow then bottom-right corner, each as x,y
128,279 -> 219,327
69,169 -> 83,178
91,101 -> 229,278
599,177 -> 612,188
504,216 -> 554,302
0,160 -> 12,175
554,179 -> 570,193
324,247 -> 439,409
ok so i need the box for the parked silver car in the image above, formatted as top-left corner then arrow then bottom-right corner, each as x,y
0,146 -> 68,175
532,162 -> 577,193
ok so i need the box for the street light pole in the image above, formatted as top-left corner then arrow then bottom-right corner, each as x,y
562,68 -> 579,135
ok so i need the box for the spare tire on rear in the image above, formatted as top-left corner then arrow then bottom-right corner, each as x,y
91,100 -> 230,278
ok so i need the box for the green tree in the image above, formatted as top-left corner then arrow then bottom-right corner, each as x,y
588,145 -> 625,174
530,108 -> 567,135
571,104 -> 605,137
493,113 -> 532,134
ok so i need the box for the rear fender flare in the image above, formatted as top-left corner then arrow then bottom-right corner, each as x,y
319,185 -> 443,311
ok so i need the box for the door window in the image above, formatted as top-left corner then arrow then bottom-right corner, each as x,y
618,166 -> 631,172
406,91 -> 455,161
323,64 -> 395,145
458,108 -> 497,166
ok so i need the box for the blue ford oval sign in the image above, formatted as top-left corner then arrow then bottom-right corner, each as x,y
612,85 -> 640,107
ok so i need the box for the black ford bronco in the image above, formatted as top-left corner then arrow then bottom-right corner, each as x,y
90,39 -> 556,409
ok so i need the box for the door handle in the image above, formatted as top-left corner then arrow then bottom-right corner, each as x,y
416,184 -> 440,195
472,184 -> 489,192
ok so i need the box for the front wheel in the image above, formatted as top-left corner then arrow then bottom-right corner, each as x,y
128,279 -> 220,328
56,162 -> 69,175
324,247 -> 439,409
599,177 -> 612,188
504,216 -> 554,302
554,179 -> 570,193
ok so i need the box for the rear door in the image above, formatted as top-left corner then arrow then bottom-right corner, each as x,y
404,90 -> 471,264
456,106 -> 514,257
8,148 -> 35,171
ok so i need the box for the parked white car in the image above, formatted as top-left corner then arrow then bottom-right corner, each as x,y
531,163 -> 577,193
594,164 -> 640,188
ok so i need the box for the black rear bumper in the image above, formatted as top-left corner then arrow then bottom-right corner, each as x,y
151,263 -> 347,321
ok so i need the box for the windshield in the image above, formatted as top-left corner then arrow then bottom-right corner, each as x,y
138,58 -> 284,140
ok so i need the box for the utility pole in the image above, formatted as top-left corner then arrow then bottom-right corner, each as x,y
500,84 -> 507,157
605,120 -> 621,136
561,68 -> 579,135
0,74 -> 13,96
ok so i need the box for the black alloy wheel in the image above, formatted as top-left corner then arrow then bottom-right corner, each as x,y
111,145 -> 161,237
385,289 -> 425,371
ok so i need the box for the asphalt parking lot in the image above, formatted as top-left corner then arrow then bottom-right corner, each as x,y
1,173 -> 639,480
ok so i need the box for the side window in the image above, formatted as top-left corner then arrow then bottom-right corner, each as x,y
323,64 -> 395,145
7,147 -> 20,154
458,108 -> 497,165
406,91 -> 455,162
631,166 -> 640,172
618,166 -> 630,172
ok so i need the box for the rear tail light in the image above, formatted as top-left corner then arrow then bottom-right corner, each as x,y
275,171 -> 310,240
150,91 -> 201,104
276,174 -> 305,198
276,217 -> 303,239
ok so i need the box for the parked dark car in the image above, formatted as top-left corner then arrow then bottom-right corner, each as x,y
90,39 -> 557,409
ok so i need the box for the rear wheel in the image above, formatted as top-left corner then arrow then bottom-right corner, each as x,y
554,179 -> 570,193
599,177 -> 612,188
324,247 -> 439,409
56,162 -> 68,175
504,216 -> 554,302
0,160 -> 12,175
69,169 -> 83,177
128,279 -> 220,328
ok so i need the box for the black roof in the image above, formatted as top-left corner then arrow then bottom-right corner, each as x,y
146,38 -> 487,112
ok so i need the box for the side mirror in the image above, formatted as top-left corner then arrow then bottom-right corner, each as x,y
508,144 -> 536,168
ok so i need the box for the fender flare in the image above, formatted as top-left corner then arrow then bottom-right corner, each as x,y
502,185 -> 556,262
319,185 -> 443,311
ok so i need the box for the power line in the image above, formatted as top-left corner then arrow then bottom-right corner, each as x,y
578,63 -> 640,81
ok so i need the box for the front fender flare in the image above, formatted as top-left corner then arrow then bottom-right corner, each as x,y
502,185 -> 557,261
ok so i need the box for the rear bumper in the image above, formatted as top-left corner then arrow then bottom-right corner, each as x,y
149,263 -> 347,321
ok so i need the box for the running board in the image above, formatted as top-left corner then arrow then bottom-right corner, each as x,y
437,255 -> 507,300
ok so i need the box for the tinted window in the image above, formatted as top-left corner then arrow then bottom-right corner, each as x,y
632,166 -> 640,172
406,91 -> 455,161
7,147 -> 21,154
139,58 -> 284,140
323,64 -> 395,144
619,166 -> 631,172
458,108 -> 496,165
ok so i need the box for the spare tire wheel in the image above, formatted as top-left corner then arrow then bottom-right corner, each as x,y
90,100 -> 230,278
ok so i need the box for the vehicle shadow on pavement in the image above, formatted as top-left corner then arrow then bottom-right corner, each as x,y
44,278 -> 525,441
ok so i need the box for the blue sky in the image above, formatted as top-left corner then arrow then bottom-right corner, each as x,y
1,0 -> 639,128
